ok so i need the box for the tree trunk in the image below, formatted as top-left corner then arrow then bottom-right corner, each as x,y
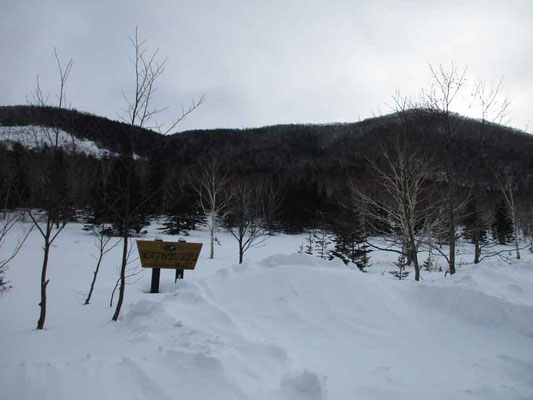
405,242 -> 413,266
84,252 -> 103,305
2,178 -> 11,220
514,222 -> 521,260
209,223 -> 215,259
406,225 -> 420,281
238,238 -> 243,264
112,228 -> 128,321
474,239 -> 481,264
472,193 -> 482,264
449,228 -> 456,274
412,255 -> 420,281
510,206 -> 521,260
448,186 -> 456,275
37,234 -> 51,330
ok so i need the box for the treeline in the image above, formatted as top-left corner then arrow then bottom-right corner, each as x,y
2,105 -> 533,186
1,131 -> 529,246
2,107 -> 533,240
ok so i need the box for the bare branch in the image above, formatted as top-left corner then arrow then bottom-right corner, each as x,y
54,47 -> 73,109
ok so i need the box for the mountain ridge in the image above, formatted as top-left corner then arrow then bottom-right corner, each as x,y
1,105 -> 532,183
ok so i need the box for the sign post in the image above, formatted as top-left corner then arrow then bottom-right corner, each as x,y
137,239 -> 203,294
175,239 -> 186,283
150,266 -> 161,293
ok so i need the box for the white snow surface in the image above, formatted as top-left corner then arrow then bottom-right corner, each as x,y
0,125 -> 116,157
1,221 -> 533,400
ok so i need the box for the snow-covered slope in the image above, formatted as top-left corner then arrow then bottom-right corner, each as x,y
0,125 -> 115,157
0,222 -> 532,399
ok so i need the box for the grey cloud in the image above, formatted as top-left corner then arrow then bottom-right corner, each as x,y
1,0 -> 531,132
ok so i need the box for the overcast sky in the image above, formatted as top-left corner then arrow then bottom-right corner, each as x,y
1,0 -> 531,133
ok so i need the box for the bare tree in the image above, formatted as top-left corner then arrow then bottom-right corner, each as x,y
0,212 -> 32,293
24,49 -> 75,329
27,48 -> 74,151
524,207 -> 533,254
108,26 -> 203,321
470,77 -> 516,262
224,182 -> 268,264
104,153 -> 146,322
256,177 -> 284,235
494,171 -> 521,260
26,161 -> 73,329
422,62 -> 468,275
351,139 -> 437,281
118,26 -> 204,134
0,154 -> 32,286
109,239 -> 142,308
84,225 -> 120,305
191,158 -> 233,259
472,78 -> 511,127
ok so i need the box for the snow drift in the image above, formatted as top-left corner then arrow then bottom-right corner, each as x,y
1,225 -> 533,399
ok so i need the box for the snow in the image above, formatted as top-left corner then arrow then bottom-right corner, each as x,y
0,125 -> 116,157
1,221 -> 533,399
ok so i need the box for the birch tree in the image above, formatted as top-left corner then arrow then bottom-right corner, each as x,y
224,182 -> 268,264
351,139 -> 437,281
470,77 -> 512,263
494,172 -> 521,260
422,62 -> 468,275
84,226 -> 119,305
191,158 -> 232,259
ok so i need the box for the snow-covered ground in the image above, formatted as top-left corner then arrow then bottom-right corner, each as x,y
1,221 -> 532,399
0,125 -> 116,157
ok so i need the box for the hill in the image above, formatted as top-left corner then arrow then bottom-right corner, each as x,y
1,105 -> 532,180
1,105 -> 532,233
0,105 -> 162,155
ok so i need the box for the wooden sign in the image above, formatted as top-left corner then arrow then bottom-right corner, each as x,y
137,240 -> 202,270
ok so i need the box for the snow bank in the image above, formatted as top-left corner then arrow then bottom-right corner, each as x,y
413,261 -> 533,336
1,224 -> 533,399
258,253 -> 346,269
275,370 -> 328,400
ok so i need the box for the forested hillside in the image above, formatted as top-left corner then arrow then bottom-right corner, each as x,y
1,105 -> 532,237
2,105 -> 532,179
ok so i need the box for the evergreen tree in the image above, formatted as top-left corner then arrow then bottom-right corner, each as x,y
463,198 -> 487,244
281,179 -> 328,233
314,227 -> 332,260
7,143 -> 30,207
107,154 -> 149,236
159,183 -> 204,235
491,199 -> 513,245
389,254 -> 410,280
304,232 -> 314,255
160,211 -> 204,235
145,153 -> 167,214
326,190 -> 371,271
83,159 -> 114,232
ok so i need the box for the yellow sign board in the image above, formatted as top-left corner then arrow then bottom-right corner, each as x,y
137,240 -> 202,270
